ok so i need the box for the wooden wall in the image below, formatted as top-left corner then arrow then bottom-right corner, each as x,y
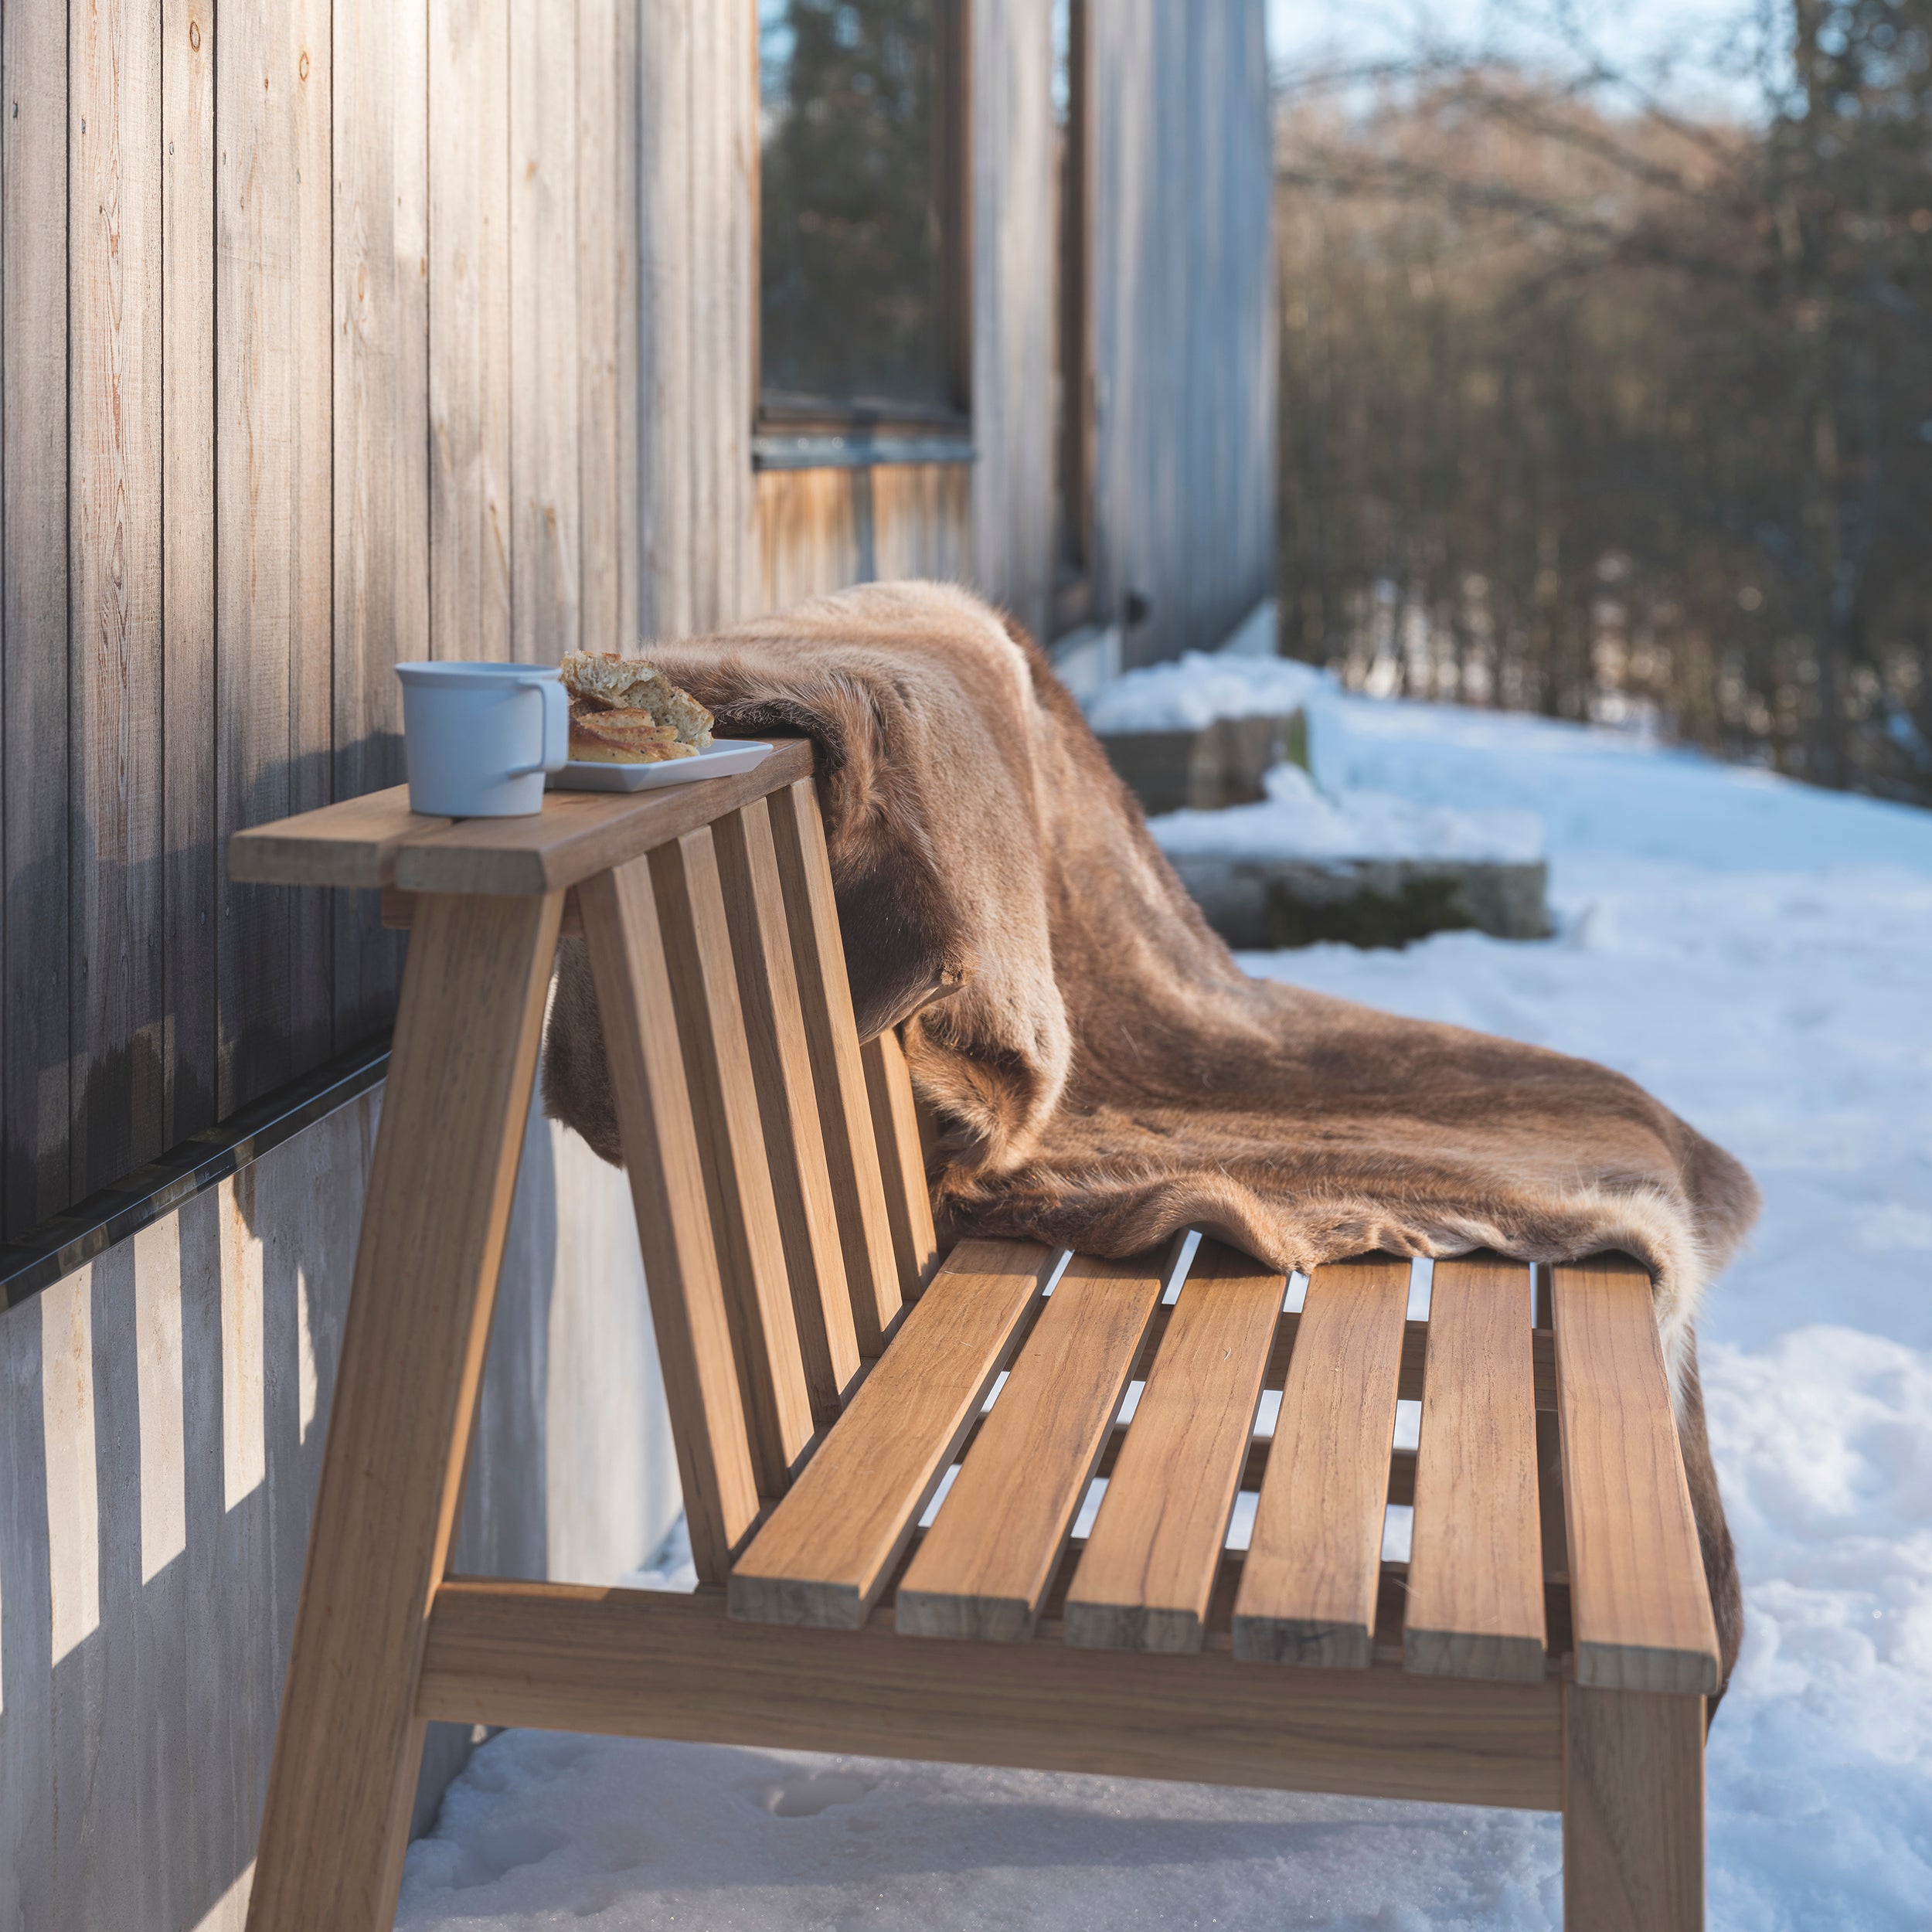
1090,0 -> 1276,670
0,0 -> 639,1245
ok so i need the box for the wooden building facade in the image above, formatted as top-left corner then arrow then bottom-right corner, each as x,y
0,2 -> 1272,1926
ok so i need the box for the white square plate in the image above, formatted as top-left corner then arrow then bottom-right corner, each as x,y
545,738 -> 775,793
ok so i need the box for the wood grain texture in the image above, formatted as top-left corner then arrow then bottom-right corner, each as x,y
2,0 -> 73,1238
862,1027 -> 940,1300
215,0 -> 325,1117
1233,1255 -> 1408,1667
70,0 -> 165,1196
898,1250 -> 1165,1641
429,0 -> 511,663
766,777 -> 903,1353
1405,1257 -> 1548,1684
1063,1240 -> 1282,1653
753,464 -> 973,613
243,891 -> 562,1932
575,0 -> 622,654
162,0 -> 218,1148
1554,1257 -> 1720,1695
636,0 -> 692,638
389,738 -> 816,894
227,787 -> 452,889
332,0 -> 430,1047
509,0 -> 579,668
710,800 -> 860,1426
1563,1684 -> 1706,1931
420,1580 -> 1564,1812
728,1239 -> 1055,1630
577,857 -> 760,1580
650,828 -> 815,1493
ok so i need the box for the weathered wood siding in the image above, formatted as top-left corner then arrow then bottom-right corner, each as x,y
732,0 -> 1274,658
0,1081 -> 677,1931
1090,0 -> 1275,669
0,0 -> 639,1244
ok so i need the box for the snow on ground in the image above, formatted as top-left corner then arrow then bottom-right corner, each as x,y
400,680 -> 1932,1932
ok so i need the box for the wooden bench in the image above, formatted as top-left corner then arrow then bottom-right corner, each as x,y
230,738 -> 1718,1931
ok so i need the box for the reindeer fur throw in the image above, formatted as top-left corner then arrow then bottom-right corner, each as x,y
543,579 -> 1753,1688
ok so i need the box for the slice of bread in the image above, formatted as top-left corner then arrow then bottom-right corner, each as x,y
567,708 -> 698,764
562,651 -> 715,750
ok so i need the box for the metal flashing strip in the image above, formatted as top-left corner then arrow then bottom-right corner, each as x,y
0,1034 -> 393,1310
752,432 -> 977,471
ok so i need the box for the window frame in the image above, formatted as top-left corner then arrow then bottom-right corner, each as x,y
1051,0 -> 1096,634
751,0 -> 975,471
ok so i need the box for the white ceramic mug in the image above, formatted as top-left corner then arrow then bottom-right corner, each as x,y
395,662 -> 570,817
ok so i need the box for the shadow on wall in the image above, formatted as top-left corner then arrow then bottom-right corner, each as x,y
0,1058 -> 676,1930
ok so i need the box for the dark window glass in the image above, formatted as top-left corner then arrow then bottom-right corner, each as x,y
758,0 -> 962,422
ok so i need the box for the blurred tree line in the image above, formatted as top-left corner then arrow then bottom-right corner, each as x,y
1275,0 -> 1932,800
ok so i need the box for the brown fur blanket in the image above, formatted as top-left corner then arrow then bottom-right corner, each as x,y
543,580 -> 1752,1686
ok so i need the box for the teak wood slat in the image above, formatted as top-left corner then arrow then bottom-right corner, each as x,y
1554,1257 -> 1720,1695
711,800 -> 861,1423
650,828 -> 817,1491
227,783 -> 450,889
726,1240 -> 1056,1629
1063,1241 -> 1284,1653
577,856 -> 760,1582
862,1026 -> 942,1299
896,1250 -> 1168,1640
1232,1254 -> 1410,1667
244,890 -> 563,1932
1406,1257 -> 1548,1684
393,738 -> 816,893
417,1580 -> 1566,1813
766,775 -> 903,1354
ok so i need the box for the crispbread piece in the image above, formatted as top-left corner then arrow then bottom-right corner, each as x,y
562,651 -> 715,750
567,707 -> 698,764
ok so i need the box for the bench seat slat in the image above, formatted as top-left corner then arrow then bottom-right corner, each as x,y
1406,1257 -> 1547,1683
896,1251 -> 1168,1641
1063,1240 -> 1284,1653
1555,1257 -> 1720,1695
1233,1255 -> 1410,1666
726,1239 -> 1057,1629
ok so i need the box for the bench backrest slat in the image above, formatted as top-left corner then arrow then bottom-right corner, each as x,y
649,826 -> 819,1495
861,1026 -> 942,1300
712,798 -> 862,1426
765,777 -> 906,1355
577,856 -> 763,1580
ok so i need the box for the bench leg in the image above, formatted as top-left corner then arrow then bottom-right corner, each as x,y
245,890 -> 564,1932
1563,1684 -> 1705,1930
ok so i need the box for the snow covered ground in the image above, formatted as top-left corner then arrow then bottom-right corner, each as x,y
400,680 -> 1932,1932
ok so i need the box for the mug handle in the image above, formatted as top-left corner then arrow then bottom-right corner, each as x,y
507,676 -> 571,776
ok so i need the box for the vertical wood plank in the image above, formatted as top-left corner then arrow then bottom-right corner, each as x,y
1,0 -> 72,1238
1563,1685 -> 1706,1932
637,0 -> 692,638
612,0 -> 641,653
429,0 -> 512,662
510,0 -> 580,666
578,856 -> 761,1580
216,0 -> 333,1117
861,1026 -> 940,1300
710,799 -> 861,1426
70,0 -> 165,1195
244,890 -> 563,1932
576,0 -> 621,654
332,0 -> 430,1045
162,0 -> 218,1149
1405,1256 -> 1547,1684
765,777 -> 903,1355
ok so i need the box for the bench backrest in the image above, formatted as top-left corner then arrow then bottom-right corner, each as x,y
574,770 -> 938,1580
